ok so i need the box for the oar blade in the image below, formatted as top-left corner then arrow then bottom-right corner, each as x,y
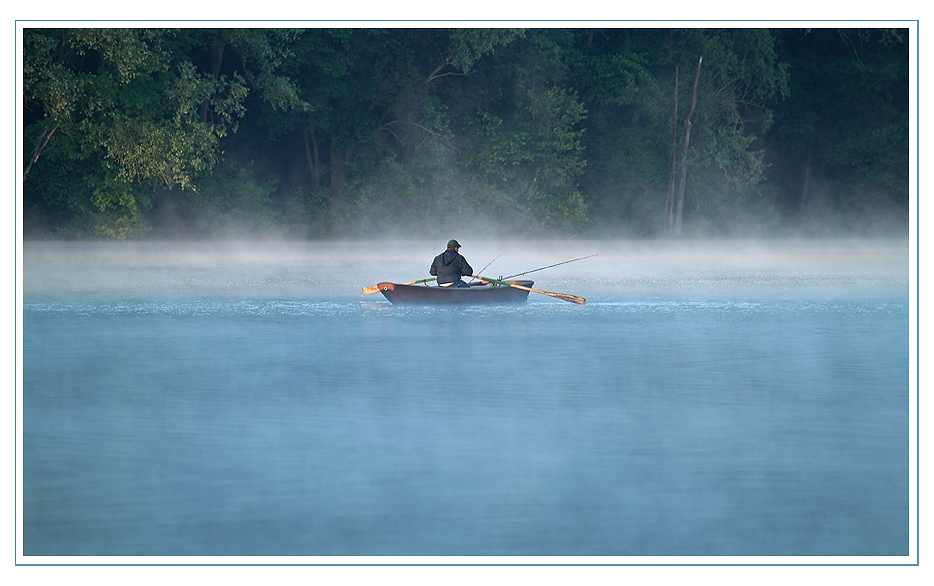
552,292 -> 586,305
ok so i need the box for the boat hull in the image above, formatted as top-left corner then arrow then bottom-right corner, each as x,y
377,280 -> 534,305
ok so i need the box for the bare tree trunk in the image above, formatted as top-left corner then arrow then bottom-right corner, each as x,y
304,127 -> 320,192
674,56 -> 702,236
801,143 -> 812,207
330,139 -> 346,196
23,119 -> 60,183
666,66 -> 679,234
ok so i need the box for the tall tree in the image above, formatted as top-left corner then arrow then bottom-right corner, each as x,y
768,28 -> 909,228
669,29 -> 789,232
673,55 -> 702,236
23,28 -> 248,237
22,27 -> 907,239
572,29 -> 678,236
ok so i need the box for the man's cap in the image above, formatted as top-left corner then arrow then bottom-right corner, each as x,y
447,239 -> 461,249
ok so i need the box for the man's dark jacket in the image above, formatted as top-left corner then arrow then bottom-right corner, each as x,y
430,249 -> 473,285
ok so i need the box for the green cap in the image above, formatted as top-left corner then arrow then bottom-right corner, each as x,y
447,239 -> 461,249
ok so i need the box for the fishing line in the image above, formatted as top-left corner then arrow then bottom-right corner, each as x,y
502,254 -> 598,280
468,255 -> 500,284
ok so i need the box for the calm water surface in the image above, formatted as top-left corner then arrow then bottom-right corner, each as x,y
21,240 -> 909,558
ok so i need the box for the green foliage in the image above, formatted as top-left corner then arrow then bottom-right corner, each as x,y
22,27 -> 909,239
822,30 -> 909,199
195,161 -> 280,233
23,122 -> 152,239
677,29 -> 789,198
93,61 -> 248,190
768,28 -> 909,221
445,29 -> 526,75
226,29 -> 308,112
23,28 -> 250,238
146,159 -> 281,238
82,173 -> 151,239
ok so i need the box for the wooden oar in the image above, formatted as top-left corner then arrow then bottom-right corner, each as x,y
362,278 -> 436,295
470,275 -> 585,305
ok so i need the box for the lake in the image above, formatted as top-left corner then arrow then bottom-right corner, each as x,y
20,239 -> 911,560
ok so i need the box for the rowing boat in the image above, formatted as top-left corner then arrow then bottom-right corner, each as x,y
375,280 -> 534,305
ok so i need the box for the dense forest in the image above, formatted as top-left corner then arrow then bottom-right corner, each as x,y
21,27 -> 910,240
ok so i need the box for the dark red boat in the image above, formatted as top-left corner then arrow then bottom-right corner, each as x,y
375,280 -> 534,305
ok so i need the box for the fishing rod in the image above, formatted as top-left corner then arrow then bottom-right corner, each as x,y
468,255 -> 500,284
502,254 -> 598,280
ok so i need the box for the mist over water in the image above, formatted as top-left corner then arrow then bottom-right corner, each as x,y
21,238 -> 909,558
23,237 -> 907,301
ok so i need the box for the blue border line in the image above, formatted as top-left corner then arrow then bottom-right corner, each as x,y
12,19 -> 924,23
915,19 -> 920,568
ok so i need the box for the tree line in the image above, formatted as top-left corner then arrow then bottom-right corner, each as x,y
22,27 -> 909,239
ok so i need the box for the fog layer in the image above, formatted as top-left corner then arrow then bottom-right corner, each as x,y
22,238 -> 908,302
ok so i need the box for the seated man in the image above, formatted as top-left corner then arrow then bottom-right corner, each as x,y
430,239 -> 474,287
